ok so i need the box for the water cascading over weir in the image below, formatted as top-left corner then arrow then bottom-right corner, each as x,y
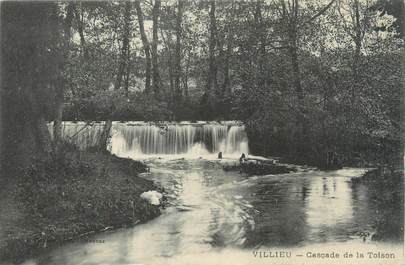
48,121 -> 249,158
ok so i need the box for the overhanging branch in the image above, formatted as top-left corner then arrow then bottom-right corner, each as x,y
303,0 -> 336,25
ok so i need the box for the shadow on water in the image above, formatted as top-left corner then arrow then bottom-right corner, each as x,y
350,173 -> 403,242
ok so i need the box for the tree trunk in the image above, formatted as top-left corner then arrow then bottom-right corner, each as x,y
207,0 -> 218,95
174,0 -> 183,98
284,0 -> 306,158
348,0 -> 362,157
53,2 -> 75,148
115,1 -> 131,91
286,0 -> 303,100
222,25 -> 232,96
160,29 -> 175,100
183,49 -> 191,98
284,0 -> 302,100
160,29 -> 175,109
98,120 -> 112,152
53,87 -> 64,148
216,38 -> 225,99
167,40 -> 175,99
73,3 -> 88,60
134,0 -> 151,94
289,42 -> 302,101
124,47 -> 131,94
152,0 -> 161,98
23,75 -> 53,155
254,0 -> 267,89
352,0 -> 361,105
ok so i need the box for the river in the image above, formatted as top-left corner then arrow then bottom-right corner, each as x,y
22,122 -> 403,265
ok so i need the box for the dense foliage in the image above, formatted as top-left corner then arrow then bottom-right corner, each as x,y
54,0 -> 403,167
1,0 -> 403,168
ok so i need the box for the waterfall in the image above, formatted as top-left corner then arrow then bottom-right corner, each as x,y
49,121 -> 249,158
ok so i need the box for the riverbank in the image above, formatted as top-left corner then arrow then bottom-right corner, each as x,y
0,144 -> 164,264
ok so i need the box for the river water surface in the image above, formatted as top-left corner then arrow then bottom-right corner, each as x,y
22,156 -> 403,265
23,122 -> 403,265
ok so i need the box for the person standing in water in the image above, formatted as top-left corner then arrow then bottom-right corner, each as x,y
239,153 -> 246,164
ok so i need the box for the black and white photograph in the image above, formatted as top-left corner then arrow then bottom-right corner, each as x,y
0,0 -> 404,264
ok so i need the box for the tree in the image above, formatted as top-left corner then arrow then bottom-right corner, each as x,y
206,0 -> 218,96
372,0 -> 405,39
152,0 -> 162,97
1,2 -> 62,168
53,2 -> 75,148
115,1 -> 132,92
174,0 -> 184,98
277,0 -> 307,156
32,0 -> 401,168
221,3 -> 235,96
254,0 -> 268,90
135,0 -> 152,93
73,2 -> 89,59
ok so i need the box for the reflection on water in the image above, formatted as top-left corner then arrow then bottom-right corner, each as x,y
23,159 -> 403,265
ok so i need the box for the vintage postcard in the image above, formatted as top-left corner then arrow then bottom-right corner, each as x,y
0,0 -> 403,264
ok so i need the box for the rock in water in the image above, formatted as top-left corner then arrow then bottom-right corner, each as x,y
141,190 -> 163,205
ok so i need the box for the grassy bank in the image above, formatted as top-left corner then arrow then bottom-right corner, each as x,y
0,144 -> 164,264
